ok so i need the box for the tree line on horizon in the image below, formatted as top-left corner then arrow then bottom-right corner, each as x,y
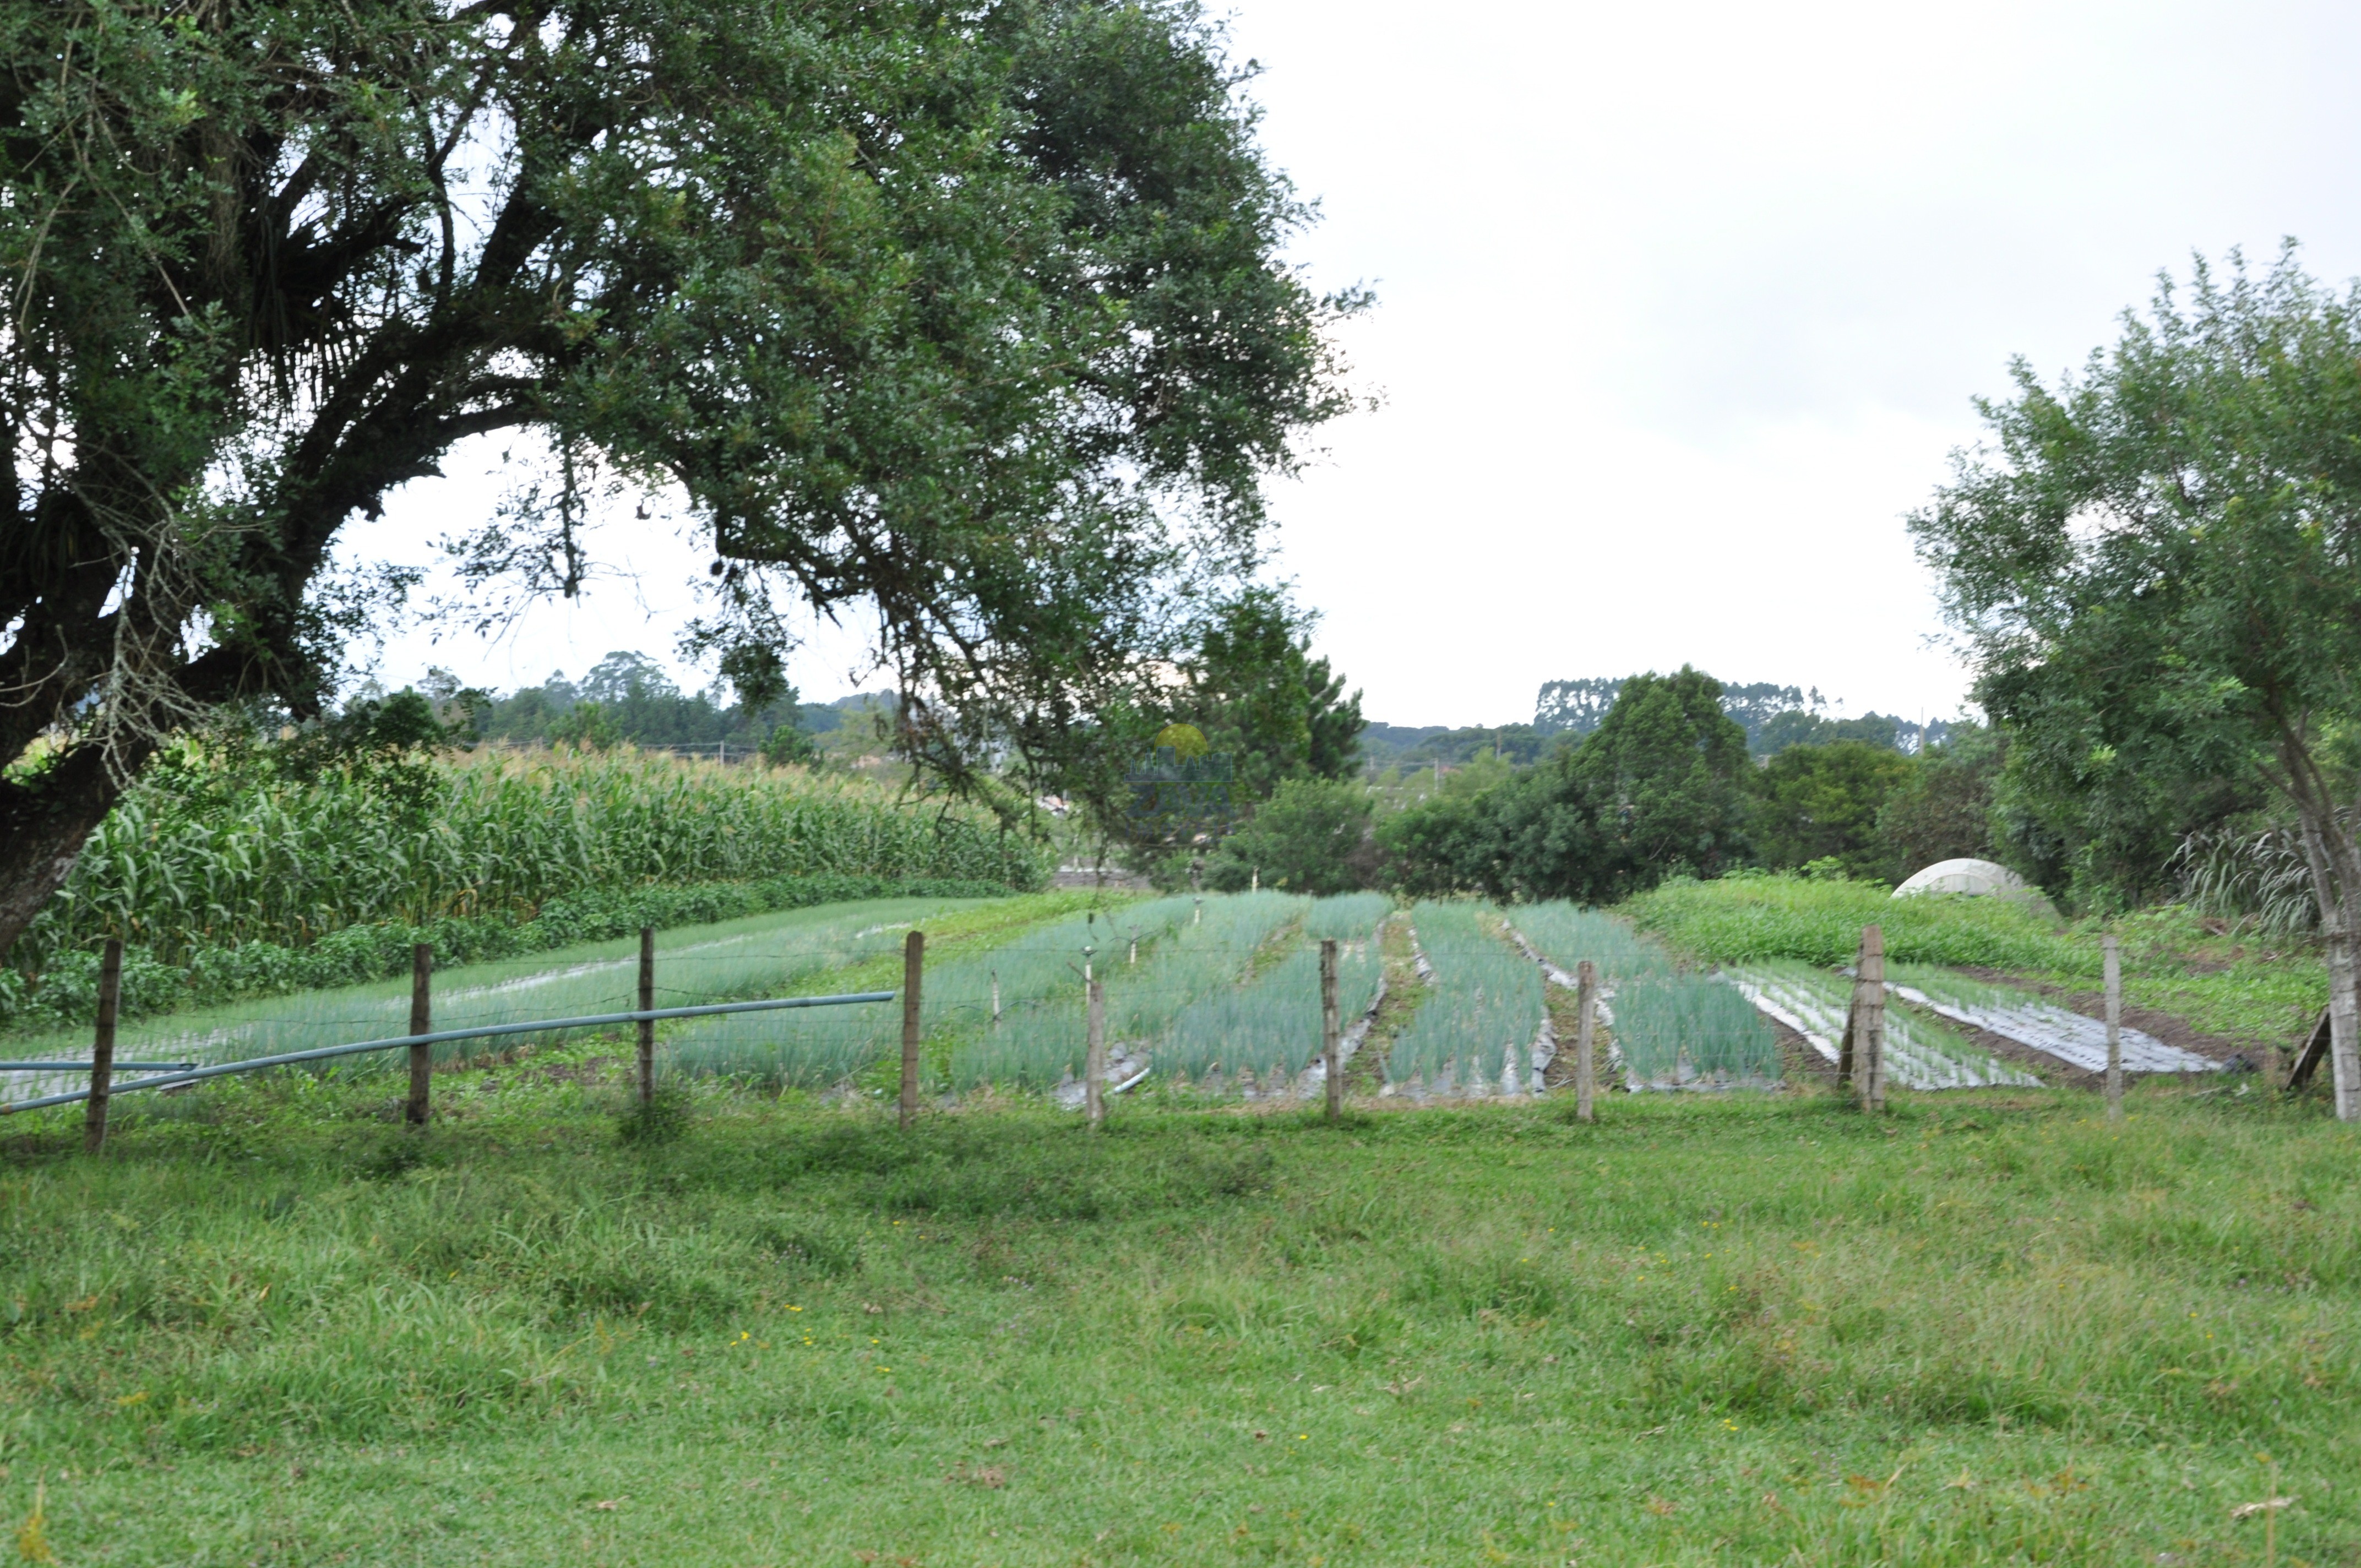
1179,667 -> 1998,903
1360,681 -> 1950,775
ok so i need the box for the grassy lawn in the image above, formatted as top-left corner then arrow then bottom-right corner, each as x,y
3,1059 -> 2355,1566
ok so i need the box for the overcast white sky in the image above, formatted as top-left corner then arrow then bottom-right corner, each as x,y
358,0 -> 2361,728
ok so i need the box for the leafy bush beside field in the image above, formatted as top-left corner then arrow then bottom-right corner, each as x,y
1626,872 -> 2088,973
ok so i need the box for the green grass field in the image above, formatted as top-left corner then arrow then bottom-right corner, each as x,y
3,1055 -> 2354,1566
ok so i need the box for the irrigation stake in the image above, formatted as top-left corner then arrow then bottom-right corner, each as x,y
899,930 -> 925,1130
1574,960 -> 1597,1123
1320,938 -> 1342,1124
83,938 -> 122,1154
2103,933 -> 2124,1121
637,927 -> 657,1108
406,944 -> 432,1128
1085,978 -> 1107,1129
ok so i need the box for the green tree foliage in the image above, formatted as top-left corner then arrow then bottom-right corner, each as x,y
1177,589 -> 1366,803
0,0 -> 1356,957
1874,722 -> 2005,878
1549,668 -> 1754,895
474,652 -> 816,755
1368,758 -> 1517,898
1381,668 -> 1753,901
1751,710 -> 1921,755
1532,676 -> 1819,745
1910,245 -> 2361,1117
1201,778 -> 1378,895
1531,678 -> 1628,738
1749,742 -> 1916,880
1368,725 -> 1551,772
1113,588 -> 1365,878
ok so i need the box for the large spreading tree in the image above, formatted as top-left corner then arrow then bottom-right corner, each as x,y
0,0 -> 1356,955
1912,247 -> 2361,1120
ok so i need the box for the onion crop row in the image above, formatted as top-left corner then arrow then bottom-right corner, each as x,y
1157,894 -> 1390,1088
1885,965 -> 2220,1075
947,893 -> 1305,1090
668,893 -> 1312,1090
1386,902 -> 1543,1093
1509,902 -> 1778,1088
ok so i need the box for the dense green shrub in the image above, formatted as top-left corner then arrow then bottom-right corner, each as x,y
1380,668 -> 1753,901
1201,777 -> 1380,895
1749,741 -> 1915,880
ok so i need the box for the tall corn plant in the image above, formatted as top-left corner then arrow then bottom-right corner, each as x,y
14,747 -> 1047,971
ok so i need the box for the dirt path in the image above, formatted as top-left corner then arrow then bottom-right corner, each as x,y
1348,912 -> 1429,1095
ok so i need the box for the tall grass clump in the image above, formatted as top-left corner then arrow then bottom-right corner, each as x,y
4,743 -> 1046,1030
1159,893 -> 1389,1086
1625,873 -> 2083,973
1386,902 -> 1542,1092
2174,821 -> 2320,935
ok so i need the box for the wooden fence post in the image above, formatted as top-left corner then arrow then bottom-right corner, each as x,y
406,943 -> 432,1128
1321,939 -> 1342,1124
1085,978 -> 1107,1129
2103,934 -> 2124,1121
1835,990 -> 1857,1093
899,930 -> 924,1130
83,938 -> 122,1154
1852,925 -> 1887,1112
637,927 -> 657,1107
1574,959 -> 1597,1123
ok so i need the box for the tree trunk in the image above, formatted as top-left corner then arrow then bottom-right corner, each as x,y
0,744 -> 139,962
2294,805 -> 2361,1121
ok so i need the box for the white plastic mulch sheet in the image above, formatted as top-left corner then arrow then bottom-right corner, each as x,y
1887,973 -> 2221,1076
1724,962 -> 2043,1090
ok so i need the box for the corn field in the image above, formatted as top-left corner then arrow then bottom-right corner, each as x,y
12,745 -> 1047,973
